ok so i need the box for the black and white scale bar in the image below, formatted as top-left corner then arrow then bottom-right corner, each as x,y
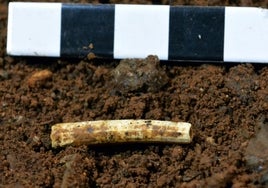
7,2 -> 268,63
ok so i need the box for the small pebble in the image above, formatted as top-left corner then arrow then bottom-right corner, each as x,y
245,155 -> 264,171
87,52 -> 96,60
111,55 -> 168,94
0,70 -> 9,80
27,69 -> 53,88
245,119 -> 268,174
260,170 -> 268,185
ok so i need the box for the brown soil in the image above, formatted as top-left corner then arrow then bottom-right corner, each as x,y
1,0 -> 268,187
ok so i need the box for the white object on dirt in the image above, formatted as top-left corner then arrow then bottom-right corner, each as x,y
50,119 -> 193,148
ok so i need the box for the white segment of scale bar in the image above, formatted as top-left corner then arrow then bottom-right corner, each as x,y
113,4 -> 170,60
7,2 -> 62,57
224,7 -> 268,63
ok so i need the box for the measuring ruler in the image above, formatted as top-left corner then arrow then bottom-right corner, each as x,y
6,2 -> 268,63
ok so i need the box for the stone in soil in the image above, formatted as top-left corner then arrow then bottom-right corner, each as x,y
27,69 -> 53,88
111,55 -> 168,94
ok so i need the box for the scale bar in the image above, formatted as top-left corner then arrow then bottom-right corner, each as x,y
7,2 -> 268,63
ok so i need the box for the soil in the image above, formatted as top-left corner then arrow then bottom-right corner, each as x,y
1,0 -> 268,187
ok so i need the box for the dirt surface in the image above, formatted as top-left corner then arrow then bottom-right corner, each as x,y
1,0 -> 268,187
